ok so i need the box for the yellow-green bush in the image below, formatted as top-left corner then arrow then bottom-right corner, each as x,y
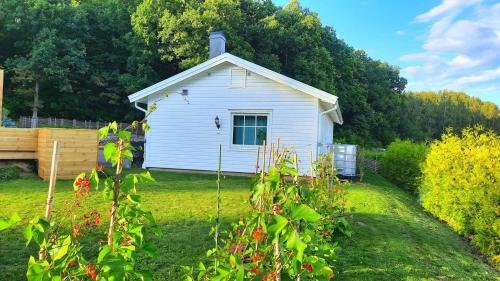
419,127 -> 500,265
380,140 -> 427,193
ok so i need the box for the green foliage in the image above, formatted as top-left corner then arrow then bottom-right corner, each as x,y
399,91 -> 500,142
380,140 -> 427,193
0,166 -> 20,182
0,171 -> 496,280
419,127 -> 500,265
186,150 -> 350,280
0,213 -> 21,231
21,119 -> 161,280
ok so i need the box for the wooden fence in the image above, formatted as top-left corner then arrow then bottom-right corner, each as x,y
17,116 -> 144,136
0,128 -> 98,180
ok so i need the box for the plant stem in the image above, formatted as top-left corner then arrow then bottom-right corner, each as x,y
215,144 -> 222,273
107,139 -> 123,248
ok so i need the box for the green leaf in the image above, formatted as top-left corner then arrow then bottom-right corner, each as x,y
23,225 -> 33,246
51,235 -> 71,261
267,215 -> 288,236
139,171 -> 155,182
118,130 -> 132,141
98,245 -> 112,263
90,169 -> 100,190
0,213 -> 21,231
98,126 -> 109,139
127,194 -> 141,203
291,204 -> 322,222
110,121 -> 118,134
286,230 -> 307,262
26,256 -> 49,281
123,149 -> 133,160
103,143 -> 116,161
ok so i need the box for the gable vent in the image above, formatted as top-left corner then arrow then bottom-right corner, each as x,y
230,67 -> 247,88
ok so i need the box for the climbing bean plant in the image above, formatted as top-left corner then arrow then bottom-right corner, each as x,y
185,145 -> 351,280
22,116 -> 162,280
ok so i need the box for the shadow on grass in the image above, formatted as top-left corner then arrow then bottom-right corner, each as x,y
336,212 -> 496,281
0,217 -> 239,281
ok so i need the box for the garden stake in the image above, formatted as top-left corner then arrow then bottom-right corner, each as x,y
255,146 -> 260,174
214,144 -> 222,273
309,151 -> 314,187
293,152 -> 299,184
40,140 -> 60,260
261,141 -> 267,178
267,143 -> 274,168
44,140 -> 60,221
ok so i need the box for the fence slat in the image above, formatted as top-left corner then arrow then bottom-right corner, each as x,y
15,116 -> 143,135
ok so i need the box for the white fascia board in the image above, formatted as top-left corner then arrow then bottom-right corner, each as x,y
128,55 -> 229,102
128,53 -> 339,106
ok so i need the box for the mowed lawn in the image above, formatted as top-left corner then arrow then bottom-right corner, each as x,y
0,170 -> 496,280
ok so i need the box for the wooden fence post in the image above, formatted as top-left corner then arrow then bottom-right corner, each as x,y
0,69 -> 3,127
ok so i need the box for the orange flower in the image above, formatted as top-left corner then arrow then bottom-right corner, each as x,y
252,227 -> 263,241
272,204 -> 281,215
252,255 -> 259,263
96,165 -> 104,171
72,224 -> 80,237
86,264 -> 98,279
68,260 -> 76,267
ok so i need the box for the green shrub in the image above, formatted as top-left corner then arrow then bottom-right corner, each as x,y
419,127 -> 499,265
0,166 -> 20,181
380,140 -> 427,193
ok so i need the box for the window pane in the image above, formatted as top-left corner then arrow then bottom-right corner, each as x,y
244,115 -> 256,126
257,116 -> 267,126
244,127 -> 256,145
234,115 -> 244,126
256,127 -> 267,145
233,127 -> 244,144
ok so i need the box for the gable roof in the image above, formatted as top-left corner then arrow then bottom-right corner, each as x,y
128,53 -> 342,123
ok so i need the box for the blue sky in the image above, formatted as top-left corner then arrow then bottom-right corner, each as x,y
273,0 -> 500,105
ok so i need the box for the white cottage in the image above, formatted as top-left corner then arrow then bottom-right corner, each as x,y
128,31 -> 343,174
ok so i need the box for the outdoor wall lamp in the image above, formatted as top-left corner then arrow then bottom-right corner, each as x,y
215,115 -> 221,134
180,89 -> 189,104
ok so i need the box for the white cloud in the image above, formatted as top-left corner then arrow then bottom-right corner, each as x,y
400,0 -> 500,104
415,0 -> 482,22
453,67 -> 500,86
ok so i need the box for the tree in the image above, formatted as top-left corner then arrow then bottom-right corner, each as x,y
3,0 -> 88,126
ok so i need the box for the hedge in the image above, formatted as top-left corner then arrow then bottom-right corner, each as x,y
380,140 -> 427,193
419,127 -> 499,265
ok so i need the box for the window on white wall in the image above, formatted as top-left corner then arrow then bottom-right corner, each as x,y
232,115 -> 267,145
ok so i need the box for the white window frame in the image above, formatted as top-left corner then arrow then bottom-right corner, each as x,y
229,110 -> 272,150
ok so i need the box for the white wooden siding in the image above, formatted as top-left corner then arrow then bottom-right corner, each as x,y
318,104 -> 334,155
145,62 -> 319,174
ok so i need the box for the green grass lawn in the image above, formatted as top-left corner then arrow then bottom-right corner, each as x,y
0,170 -> 496,280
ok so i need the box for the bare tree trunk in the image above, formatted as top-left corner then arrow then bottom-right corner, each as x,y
31,80 -> 39,128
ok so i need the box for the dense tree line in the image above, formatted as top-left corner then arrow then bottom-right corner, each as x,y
0,0 -> 497,146
398,91 -> 500,143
